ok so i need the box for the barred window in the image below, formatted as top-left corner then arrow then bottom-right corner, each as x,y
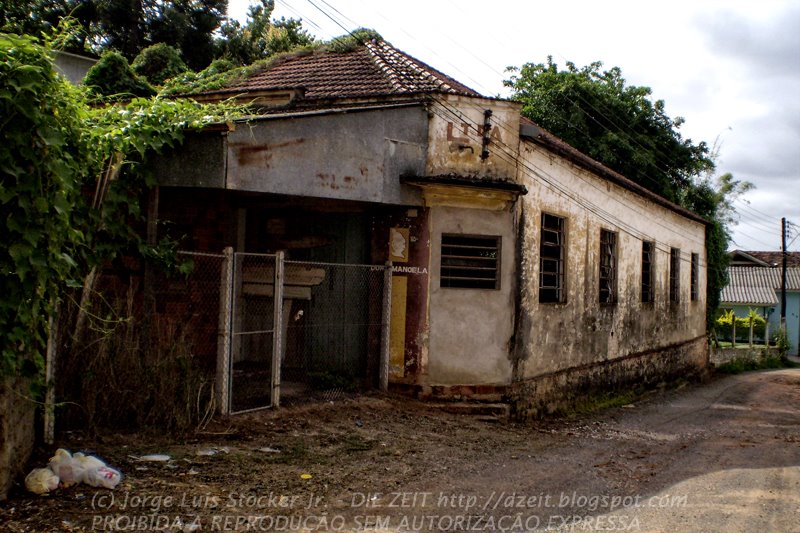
691,252 -> 699,301
669,247 -> 680,303
599,229 -> 618,304
641,241 -> 654,303
440,234 -> 500,289
540,213 -> 566,303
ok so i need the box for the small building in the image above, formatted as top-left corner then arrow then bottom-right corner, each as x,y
150,39 -> 709,414
721,251 -> 800,355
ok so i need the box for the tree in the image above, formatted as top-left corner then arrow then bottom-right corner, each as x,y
132,42 -> 188,85
3,0 -> 314,71
504,58 -> 746,327
3,0 -> 227,70
1,31 -> 242,385
216,0 -> 314,65
505,57 -> 714,203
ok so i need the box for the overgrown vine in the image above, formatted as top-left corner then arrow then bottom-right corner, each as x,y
0,32 -> 244,391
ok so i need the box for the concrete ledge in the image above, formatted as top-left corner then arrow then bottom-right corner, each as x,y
710,346 -> 780,366
389,382 -> 507,402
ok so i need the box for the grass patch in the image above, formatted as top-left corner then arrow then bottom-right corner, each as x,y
556,389 -> 639,418
262,441 -> 309,464
341,434 -> 374,452
715,341 -> 771,349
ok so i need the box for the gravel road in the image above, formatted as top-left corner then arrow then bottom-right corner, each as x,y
2,368 -> 798,532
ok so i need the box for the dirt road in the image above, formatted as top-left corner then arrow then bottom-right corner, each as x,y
2,368 -> 799,532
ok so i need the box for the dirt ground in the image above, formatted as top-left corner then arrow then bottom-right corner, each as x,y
2,368 -> 799,532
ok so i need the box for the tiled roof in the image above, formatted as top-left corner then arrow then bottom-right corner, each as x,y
732,250 -> 800,268
204,40 -> 481,100
721,266 -> 800,305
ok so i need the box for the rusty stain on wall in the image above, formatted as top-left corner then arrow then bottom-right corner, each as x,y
232,138 -> 305,166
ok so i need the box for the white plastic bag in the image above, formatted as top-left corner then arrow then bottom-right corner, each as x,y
47,448 -> 83,488
72,452 -> 106,473
83,465 -> 122,489
25,467 -> 59,495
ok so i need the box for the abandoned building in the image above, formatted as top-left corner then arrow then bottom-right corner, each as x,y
149,39 -> 709,415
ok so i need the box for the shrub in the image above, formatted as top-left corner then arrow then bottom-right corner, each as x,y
84,51 -> 156,101
132,43 -> 188,86
715,309 -> 766,341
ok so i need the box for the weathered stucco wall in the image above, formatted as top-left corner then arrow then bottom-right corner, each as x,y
511,336 -> 708,418
427,96 -> 521,180
514,140 -> 708,380
426,205 -> 517,385
226,106 -> 428,206
0,378 -> 35,500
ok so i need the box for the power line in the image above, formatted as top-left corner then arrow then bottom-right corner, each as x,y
271,1 -> 779,269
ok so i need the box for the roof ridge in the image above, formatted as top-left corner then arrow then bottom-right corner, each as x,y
366,40 -> 454,93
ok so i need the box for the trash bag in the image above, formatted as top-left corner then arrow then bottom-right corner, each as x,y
73,452 -> 122,489
83,465 -> 122,489
25,468 -> 59,495
48,449 -> 82,488
72,452 -> 106,473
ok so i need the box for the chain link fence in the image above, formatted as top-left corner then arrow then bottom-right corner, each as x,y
280,260 -> 387,405
228,255 -> 389,411
56,252 -> 225,431
56,250 -> 390,428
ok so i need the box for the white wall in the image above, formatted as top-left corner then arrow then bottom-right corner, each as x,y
426,205 -> 517,385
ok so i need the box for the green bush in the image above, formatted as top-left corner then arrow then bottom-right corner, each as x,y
84,51 -> 156,101
1,33 -> 88,382
132,43 -> 188,86
715,309 -> 766,341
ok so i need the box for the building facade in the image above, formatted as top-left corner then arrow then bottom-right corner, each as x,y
153,39 -> 709,413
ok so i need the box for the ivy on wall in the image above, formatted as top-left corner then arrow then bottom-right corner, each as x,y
0,32 -> 242,388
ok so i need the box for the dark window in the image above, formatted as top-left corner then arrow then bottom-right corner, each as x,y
540,213 -> 566,303
691,252 -> 699,301
669,247 -> 680,303
599,229 -> 617,304
641,241 -> 654,303
440,234 -> 500,289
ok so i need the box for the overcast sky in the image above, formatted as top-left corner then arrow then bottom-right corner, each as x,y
229,0 -> 800,252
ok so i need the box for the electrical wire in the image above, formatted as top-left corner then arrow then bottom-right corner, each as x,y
264,1 -> 790,265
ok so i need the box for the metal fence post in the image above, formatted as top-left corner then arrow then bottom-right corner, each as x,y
271,251 -> 285,407
43,306 -> 59,444
380,261 -> 393,392
216,247 -> 234,415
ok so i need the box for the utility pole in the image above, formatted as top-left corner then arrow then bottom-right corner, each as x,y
781,217 -> 787,332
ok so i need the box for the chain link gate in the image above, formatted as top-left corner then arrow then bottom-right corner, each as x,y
219,250 -> 391,414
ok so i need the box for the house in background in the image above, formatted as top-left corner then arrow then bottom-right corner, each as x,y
147,38 -> 708,414
721,250 -> 800,355
53,50 -> 97,85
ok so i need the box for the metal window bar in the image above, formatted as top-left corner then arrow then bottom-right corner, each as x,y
690,252 -> 699,301
641,241 -> 654,303
599,230 -> 617,304
440,235 -> 500,289
540,213 -> 565,303
669,248 -> 681,303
